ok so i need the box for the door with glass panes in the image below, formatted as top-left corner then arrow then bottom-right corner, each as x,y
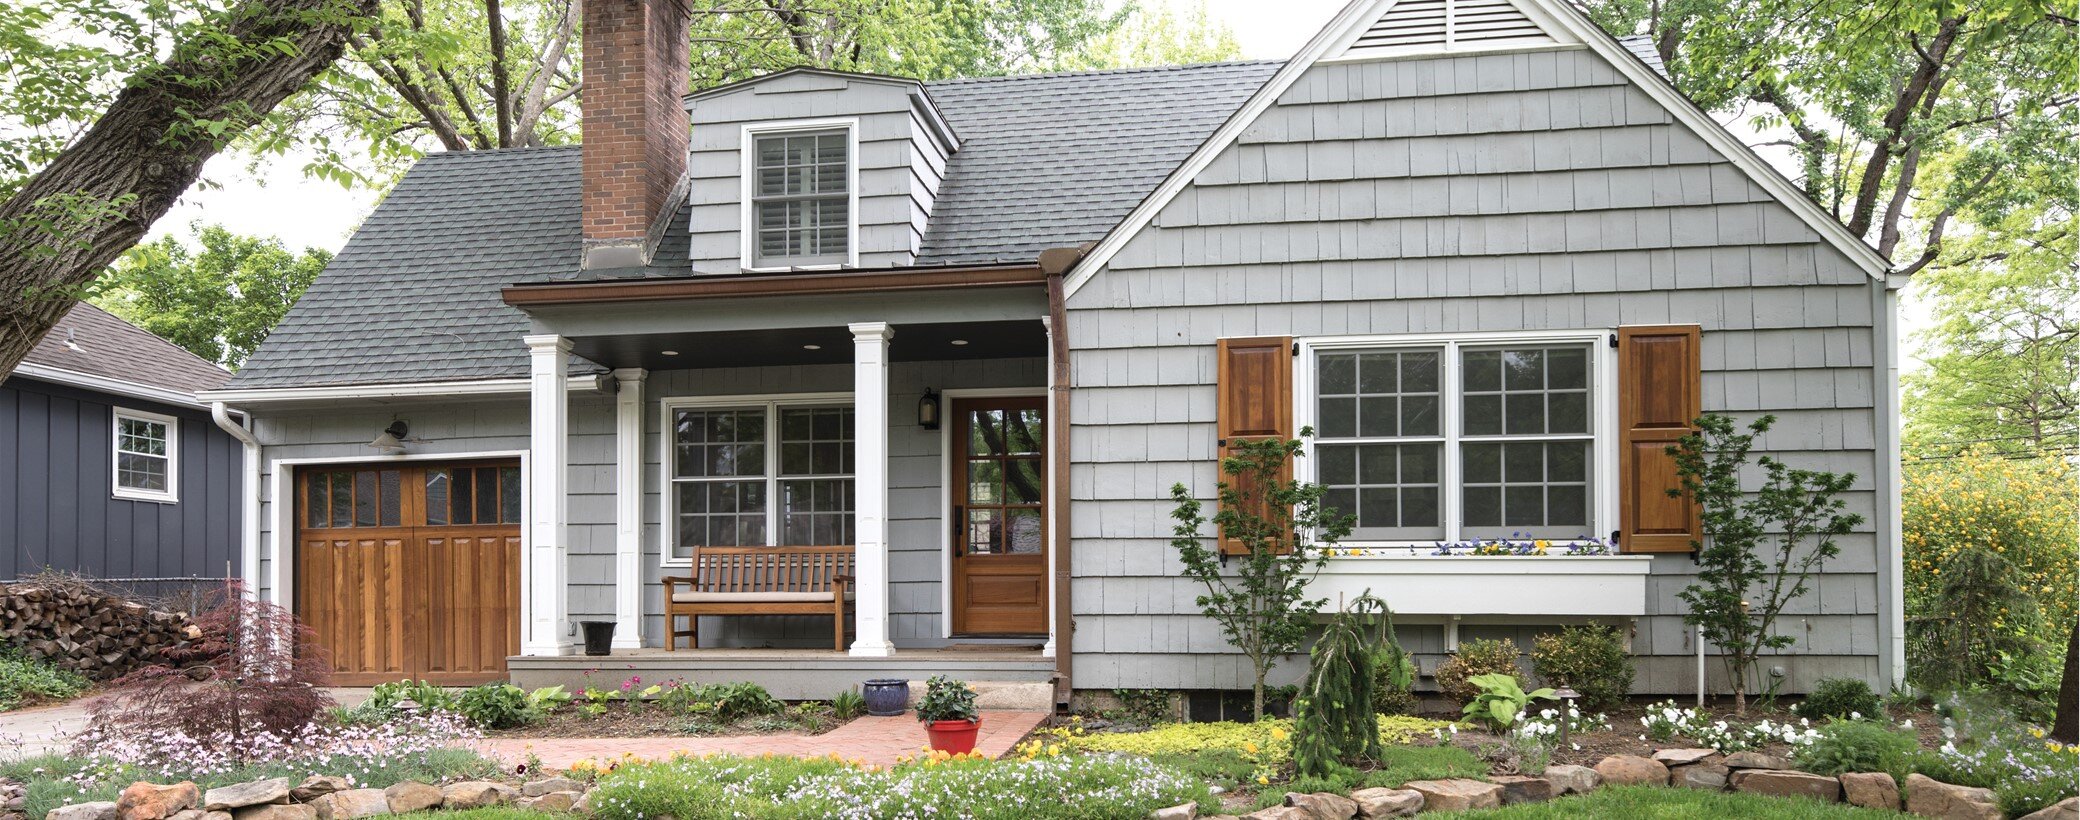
295,462 -> 521,685
949,397 -> 1047,636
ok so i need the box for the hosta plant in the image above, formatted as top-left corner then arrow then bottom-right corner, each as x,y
1462,673 -> 1555,731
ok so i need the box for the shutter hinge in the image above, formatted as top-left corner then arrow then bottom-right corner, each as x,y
1610,529 -> 1621,545
1291,341 -> 1300,356
1608,334 -> 1619,348
1216,438 -> 1227,447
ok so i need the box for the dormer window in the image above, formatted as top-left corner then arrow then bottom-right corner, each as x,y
743,120 -> 856,270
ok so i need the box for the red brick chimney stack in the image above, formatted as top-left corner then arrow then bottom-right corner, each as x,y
580,0 -> 690,269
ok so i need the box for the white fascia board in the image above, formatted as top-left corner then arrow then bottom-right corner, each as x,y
197,375 -> 605,405
10,363 -> 213,410
1060,0 -> 1889,300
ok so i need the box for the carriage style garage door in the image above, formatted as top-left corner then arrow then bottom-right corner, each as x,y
295,462 -> 521,685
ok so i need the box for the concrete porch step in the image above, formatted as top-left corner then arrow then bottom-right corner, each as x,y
508,647 -> 1057,702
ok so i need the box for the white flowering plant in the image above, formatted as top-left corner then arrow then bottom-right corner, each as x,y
1637,700 -> 1820,753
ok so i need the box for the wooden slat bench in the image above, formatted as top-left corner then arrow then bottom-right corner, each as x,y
662,546 -> 856,651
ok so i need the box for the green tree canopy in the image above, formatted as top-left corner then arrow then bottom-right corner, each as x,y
90,224 -> 332,369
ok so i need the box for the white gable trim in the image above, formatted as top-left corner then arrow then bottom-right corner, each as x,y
1061,0 -> 1889,299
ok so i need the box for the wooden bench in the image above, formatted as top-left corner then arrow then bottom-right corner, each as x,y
662,546 -> 856,651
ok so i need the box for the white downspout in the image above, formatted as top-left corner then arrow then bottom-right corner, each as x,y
210,402 -> 262,601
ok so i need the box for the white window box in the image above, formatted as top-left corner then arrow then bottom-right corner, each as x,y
1311,553 -> 1653,617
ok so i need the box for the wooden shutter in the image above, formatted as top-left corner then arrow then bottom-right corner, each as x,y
1617,325 -> 1703,553
1214,336 -> 1294,555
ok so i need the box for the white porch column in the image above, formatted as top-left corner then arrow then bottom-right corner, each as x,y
611,367 -> 647,649
848,322 -> 896,657
523,334 -> 574,655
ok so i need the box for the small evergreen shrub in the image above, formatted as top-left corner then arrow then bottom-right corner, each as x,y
1369,603 -> 1419,716
1794,720 -> 1918,777
1797,677 -> 1884,720
1434,638 -> 1522,704
1530,624 -> 1635,712
1292,597 -> 1382,780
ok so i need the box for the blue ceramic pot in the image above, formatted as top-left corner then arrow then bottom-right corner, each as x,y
862,678 -> 909,716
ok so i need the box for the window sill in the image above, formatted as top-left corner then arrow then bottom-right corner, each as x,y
112,489 -> 178,505
1312,552 -> 1652,616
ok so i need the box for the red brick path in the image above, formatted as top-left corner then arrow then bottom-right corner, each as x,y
472,710 -> 1049,770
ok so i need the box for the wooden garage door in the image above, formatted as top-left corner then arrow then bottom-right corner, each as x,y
297,463 -> 521,685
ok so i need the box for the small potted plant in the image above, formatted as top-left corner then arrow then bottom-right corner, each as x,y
916,674 -> 981,754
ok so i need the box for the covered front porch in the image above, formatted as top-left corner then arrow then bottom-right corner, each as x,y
502,264 -> 1068,692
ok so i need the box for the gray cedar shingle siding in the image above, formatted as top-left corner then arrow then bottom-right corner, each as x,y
1065,49 -> 1884,692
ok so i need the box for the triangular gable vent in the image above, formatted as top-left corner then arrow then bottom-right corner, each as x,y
1338,0 -> 1555,59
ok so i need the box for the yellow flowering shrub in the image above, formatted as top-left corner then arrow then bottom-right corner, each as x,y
1903,452 -> 2077,642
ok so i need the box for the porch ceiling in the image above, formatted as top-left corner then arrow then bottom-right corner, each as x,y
571,319 -> 1046,370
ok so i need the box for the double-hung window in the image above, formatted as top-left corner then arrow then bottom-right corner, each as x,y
746,124 -> 852,269
1306,333 -> 1605,545
666,398 -> 855,564
112,408 -> 178,503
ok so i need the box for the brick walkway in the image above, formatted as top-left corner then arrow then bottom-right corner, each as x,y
472,710 -> 1049,770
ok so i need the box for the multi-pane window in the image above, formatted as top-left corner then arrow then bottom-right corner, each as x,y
750,130 -> 849,267
1309,338 -> 1601,544
424,466 -> 523,526
112,409 -> 177,502
668,402 -> 855,562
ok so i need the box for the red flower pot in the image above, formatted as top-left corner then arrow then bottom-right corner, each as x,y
924,718 -> 982,754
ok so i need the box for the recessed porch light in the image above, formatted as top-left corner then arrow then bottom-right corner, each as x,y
803,344 -> 823,350
950,339 -> 969,346
660,350 -> 679,356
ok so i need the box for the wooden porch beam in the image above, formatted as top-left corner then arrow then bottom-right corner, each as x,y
501,264 -> 1045,306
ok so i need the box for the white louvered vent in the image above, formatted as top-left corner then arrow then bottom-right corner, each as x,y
1340,0 -> 1554,58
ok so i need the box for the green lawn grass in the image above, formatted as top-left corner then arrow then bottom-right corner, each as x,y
1433,785 -> 1901,818
1365,744 -> 1488,787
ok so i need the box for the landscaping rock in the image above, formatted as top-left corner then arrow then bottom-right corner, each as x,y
1147,803 -> 1196,820
1904,774 -> 2001,820
380,784 -> 440,816
569,791 -> 594,817
47,802 -> 118,820
232,805 -> 314,820
1721,752 -> 1793,770
1839,772 -> 1901,811
518,793 -> 580,814
1401,780 -> 1501,813
1651,749 -> 1717,766
289,778 -> 349,804
520,779 -> 580,798
203,780 -> 290,813
439,783 -> 517,811
1671,762 -> 1729,791
308,791 -> 388,820
119,782 -> 199,820
2021,797 -> 2080,820
1541,764 -> 1601,795
1348,788 -> 1421,818
1489,776 -> 1552,805
1282,792 -> 1356,819
1592,755 -> 1668,787
1730,770 -> 1841,802
1240,807 -> 1309,820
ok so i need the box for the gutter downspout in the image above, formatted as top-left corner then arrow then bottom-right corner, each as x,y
1874,272 -> 1908,688
1040,245 -> 1086,711
211,402 -> 262,601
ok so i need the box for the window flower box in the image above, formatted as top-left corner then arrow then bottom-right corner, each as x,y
1310,551 -> 1654,617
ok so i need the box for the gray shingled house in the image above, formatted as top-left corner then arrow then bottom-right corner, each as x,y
202,0 -> 1903,702
3,303 -> 246,596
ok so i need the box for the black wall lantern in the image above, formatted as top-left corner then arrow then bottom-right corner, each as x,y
918,388 -> 941,430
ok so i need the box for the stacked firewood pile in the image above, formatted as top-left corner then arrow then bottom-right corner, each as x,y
0,582 -> 201,680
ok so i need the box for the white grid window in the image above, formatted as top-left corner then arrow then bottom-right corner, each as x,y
1303,334 -> 1607,545
666,400 -> 854,563
112,409 -> 178,503
750,130 -> 849,267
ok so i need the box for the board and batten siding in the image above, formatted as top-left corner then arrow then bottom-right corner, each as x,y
1065,48 -> 1887,694
0,377 -> 243,589
685,72 -> 952,272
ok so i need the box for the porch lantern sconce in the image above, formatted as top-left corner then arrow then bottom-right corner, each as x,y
370,420 -> 409,454
918,389 -> 941,430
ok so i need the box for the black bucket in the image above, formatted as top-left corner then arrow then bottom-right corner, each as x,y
580,621 -> 616,656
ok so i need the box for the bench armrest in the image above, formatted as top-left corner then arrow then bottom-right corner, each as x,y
662,575 -> 694,596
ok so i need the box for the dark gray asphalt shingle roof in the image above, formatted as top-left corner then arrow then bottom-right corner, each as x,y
230,61 -> 1281,389
16,302 -> 231,394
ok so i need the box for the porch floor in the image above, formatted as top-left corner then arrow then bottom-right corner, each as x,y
508,647 -> 1057,702
473,710 -> 1049,769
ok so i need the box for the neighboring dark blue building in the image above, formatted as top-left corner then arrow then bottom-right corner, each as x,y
1,303 -> 243,595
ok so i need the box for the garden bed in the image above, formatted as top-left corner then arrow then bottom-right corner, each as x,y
481,700 -> 850,739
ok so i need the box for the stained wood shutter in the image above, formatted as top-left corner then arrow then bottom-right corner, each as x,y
1617,325 -> 1703,553
1214,336 -> 1294,555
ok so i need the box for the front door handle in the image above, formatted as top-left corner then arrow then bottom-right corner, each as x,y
951,505 -> 964,556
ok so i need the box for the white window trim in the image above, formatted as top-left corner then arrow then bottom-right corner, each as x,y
111,407 -> 179,503
657,391 -> 856,568
738,118 -> 860,273
1294,329 -> 1618,549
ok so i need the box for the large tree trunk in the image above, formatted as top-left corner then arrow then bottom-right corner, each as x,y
2054,621 -> 2078,744
0,0 -> 377,372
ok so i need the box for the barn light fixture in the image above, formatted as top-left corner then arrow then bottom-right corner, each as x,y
917,389 -> 941,430
370,420 -> 409,454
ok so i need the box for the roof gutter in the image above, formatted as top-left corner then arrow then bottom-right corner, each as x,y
211,402 -> 263,602
9,362 -> 215,410
500,263 -> 1043,307
199,374 -> 606,406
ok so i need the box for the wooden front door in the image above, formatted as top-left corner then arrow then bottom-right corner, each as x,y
949,397 -> 1047,636
296,463 -> 521,685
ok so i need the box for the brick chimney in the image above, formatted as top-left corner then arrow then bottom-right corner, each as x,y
580,0 -> 689,269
